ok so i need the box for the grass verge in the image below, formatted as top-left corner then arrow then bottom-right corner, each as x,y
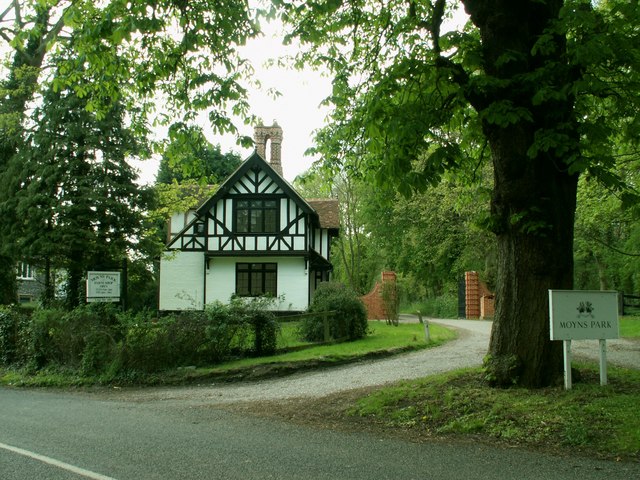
621,315 -> 640,338
0,320 -> 456,388
347,363 -> 640,461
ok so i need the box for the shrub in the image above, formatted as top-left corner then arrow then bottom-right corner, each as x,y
300,282 -> 368,342
0,306 -> 29,366
2,296 -> 281,376
29,304 -> 121,371
235,296 -> 278,355
117,314 -> 174,373
115,297 -> 279,373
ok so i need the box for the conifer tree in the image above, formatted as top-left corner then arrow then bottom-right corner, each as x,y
15,55 -> 151,307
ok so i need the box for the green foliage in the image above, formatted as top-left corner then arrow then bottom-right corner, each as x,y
0,321 -> 457,387
280,0 -> 640,389
156,125 -> 242,184
0,297 -> 280,376
574,175 -> 640,294
30,304 -> 121,372
349,366 -> 640,459
0,306 -> 29,366
403,294 -> 458,319
0,1 -> 261,305
12,49 -> 152,307
300,282 -> 368,342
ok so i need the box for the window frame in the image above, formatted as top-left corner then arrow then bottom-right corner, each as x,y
235,263 -> 277,297
17,262 -> 34,280
234,198 -> 279,234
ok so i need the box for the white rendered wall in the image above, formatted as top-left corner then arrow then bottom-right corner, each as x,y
159,251 -> 204,310
205,256 -> 308,310
169,210 -> 197,240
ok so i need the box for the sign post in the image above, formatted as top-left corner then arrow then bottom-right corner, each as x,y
562,339 -> 572,390
86,271 -> 121,303
549,290 -> 619,390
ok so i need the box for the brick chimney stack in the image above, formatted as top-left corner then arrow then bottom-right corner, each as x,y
253,122 -> 283,176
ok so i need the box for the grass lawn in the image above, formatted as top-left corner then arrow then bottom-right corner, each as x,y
170,320 -> 455,378
347,363 -> 640,461
621,315 -> 640,338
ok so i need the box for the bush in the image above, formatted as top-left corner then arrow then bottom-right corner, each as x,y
29,304 -> 122,371
1,296 -> 281,377
116,297 -> 279,373
300,282 -> 368,342
0,306 -> 29,366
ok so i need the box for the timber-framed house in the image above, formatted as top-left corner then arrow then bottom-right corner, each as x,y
158,123 -> 339,311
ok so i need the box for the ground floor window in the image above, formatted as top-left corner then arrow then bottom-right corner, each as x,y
235,263 -> 277,297
18,294 -> 34,304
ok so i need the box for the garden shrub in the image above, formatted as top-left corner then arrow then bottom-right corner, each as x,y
115,297 -> 278,373
232,296 -> 278,356
118,320 -> 172,373
2,295 -> 281,377
0,306 -> 29,366
29,304 -> 118,370
300,282 -> 368,342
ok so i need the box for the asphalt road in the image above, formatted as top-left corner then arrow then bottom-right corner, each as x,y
1,319 -> 638,479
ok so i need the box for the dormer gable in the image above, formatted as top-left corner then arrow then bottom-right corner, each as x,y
167,151 -> 335,254
196,151 -> 320,226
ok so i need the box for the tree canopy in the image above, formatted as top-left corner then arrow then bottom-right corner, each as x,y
0,0 -> 262,302
12,47 -> 152,307
279,0 -> 640,387
156,125 -> 242,185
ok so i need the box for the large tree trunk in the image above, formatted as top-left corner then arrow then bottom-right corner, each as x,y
463,0 -> 580,387
487,124 -> 578,387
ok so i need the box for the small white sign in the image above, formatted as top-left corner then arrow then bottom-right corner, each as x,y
86,271 -> 121,303
549,290 -> 619,341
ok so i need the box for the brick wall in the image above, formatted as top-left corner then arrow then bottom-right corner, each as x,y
464,271 -> 494,319
361,271 -> 397,320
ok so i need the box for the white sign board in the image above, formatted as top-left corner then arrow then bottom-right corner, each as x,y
86,271 -> 121,303
549,290 -> 619,341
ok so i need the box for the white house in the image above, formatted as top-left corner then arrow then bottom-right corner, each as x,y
158,124 -> 340,311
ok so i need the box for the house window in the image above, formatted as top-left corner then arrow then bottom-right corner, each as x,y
19,295 -> 34,304
236,263 -> 277,297
235,199 -> 278,233
17,262 -> 34,280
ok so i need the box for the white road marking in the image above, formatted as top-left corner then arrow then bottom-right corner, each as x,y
0,441 -> 116,480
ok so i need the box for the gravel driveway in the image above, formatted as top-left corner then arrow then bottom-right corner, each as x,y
112,317 -> 638,406
113,318 -> 488,405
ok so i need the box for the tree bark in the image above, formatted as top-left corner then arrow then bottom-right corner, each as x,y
487,124 -> 578,387
463,0 -> 580,387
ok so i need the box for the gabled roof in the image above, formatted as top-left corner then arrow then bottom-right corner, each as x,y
196,150 -> 320,222
306,199 -> 340,230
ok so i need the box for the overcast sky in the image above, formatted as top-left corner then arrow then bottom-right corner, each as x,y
131,21 -> 333,185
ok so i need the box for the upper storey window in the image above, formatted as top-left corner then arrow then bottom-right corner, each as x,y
235,199 -> 279,233
17,262 -> 34,279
